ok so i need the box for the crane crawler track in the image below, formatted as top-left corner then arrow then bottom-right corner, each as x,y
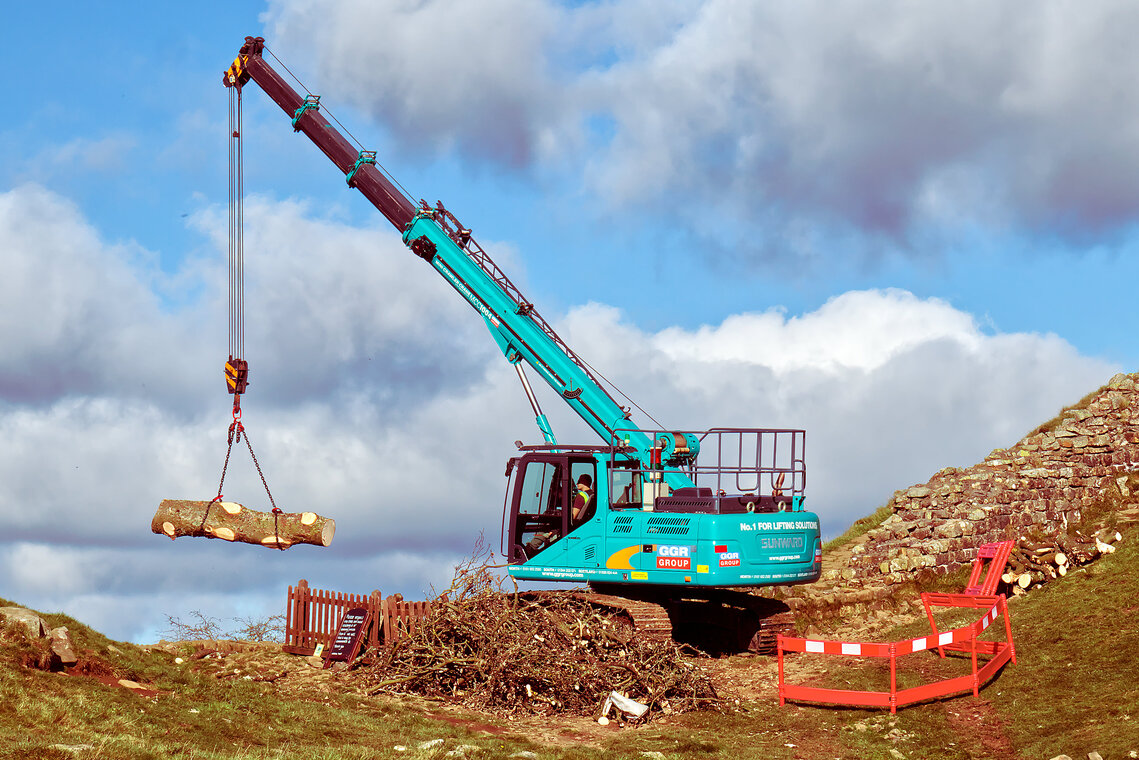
520,586 -> 796,655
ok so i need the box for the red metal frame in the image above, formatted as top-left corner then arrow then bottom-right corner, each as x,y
777,541 -> 1018,713
778,595 -> 1015,713
964,540 -> 1015,596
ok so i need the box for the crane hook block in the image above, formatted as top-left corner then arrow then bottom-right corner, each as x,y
225,357 -> 250,395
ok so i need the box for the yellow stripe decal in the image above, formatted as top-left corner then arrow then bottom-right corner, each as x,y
605,544 -> 641,570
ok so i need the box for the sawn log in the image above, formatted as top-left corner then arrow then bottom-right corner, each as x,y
152,499 -> 335,549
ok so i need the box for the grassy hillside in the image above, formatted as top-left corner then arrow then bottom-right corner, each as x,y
2,536 -> 1137,759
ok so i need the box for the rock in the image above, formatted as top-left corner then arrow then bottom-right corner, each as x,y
936,522 -> 963,539
640,753 -> 667,760
509,753 -> 539,759
446,746 -> 480,758
49,626 -> 78,666
419,738 -> 445,751
1088,752 -> 1104,760
0,607 -> 47,638
905,487 -> 930,499
1108,373 -> 1133,390
118,679 -> 143,690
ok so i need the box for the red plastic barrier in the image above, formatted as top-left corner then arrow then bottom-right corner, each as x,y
777,594 -> 1015,714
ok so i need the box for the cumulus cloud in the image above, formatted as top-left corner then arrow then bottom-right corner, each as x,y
264,0 -> 565,167
0,184 -> 1118,642
266,0 -> 1139,251
557,290 -> 1116,527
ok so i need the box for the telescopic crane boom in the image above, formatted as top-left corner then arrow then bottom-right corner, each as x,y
223,39 -> 822,650
224,36 -> 688,477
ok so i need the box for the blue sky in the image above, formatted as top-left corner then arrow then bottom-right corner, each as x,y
1,0 -> 1135,642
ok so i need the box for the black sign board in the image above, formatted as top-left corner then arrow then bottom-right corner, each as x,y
323,607 -> 371,669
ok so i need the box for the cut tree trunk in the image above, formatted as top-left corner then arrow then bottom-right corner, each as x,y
152,499 -> 335,549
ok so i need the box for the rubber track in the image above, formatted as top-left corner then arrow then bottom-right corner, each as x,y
749,610 -> 796,654
567,591 -> 674,640
521,588 -> 795,653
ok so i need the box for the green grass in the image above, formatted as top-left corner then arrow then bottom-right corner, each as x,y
823,504 -> 893,553
986,537 -> 1139,758
3,534 -> 1139,758
1025,384 -> 1108,438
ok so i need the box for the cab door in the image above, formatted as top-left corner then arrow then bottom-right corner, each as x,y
506,455 -> 569,563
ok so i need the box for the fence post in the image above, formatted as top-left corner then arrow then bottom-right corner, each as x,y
296,579 -> 310,649
777,635 -> 785,706
889,642 -> 898,715
369,590 -> 383,648
1001,596 -> 1016,665
971,627 -> 980,697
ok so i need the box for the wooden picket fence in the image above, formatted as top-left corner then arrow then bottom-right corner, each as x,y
282,579 -> 433,656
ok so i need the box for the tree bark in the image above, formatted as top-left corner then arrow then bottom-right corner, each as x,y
152,499 -> 335,549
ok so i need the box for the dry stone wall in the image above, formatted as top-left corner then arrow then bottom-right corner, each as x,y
846,372 -> 1139,584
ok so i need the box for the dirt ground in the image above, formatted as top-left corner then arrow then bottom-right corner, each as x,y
141,610 -> 1016,757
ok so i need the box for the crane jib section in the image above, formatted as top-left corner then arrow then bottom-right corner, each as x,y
224,37 -> 692,487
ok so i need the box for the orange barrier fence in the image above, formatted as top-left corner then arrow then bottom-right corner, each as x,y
283,579 -> 433,656
777,593 -> 1015,714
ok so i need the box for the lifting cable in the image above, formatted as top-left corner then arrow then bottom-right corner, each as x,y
204,81 -> 285,548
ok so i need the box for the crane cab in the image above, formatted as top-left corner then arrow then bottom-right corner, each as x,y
501,428 -> 823,589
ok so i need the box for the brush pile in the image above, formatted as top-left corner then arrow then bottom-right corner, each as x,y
355,549 -> 722,721
1003,528 -> 1123,593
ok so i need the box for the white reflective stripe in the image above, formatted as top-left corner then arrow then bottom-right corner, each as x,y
938,632 -> 953,646
911,637 -> 928,653
981,613 -> 991,629
841,643 -> 861,656
805,640 -> 825,653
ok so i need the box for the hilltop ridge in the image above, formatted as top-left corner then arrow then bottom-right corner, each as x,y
775,371 -> 1139,622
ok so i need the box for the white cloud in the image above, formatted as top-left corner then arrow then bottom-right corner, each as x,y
653,289 -> 980,373
265,0 -> 565,166
556,292 -> 1117,527
0,184 -> 1118,643
266,0 -> 1139,247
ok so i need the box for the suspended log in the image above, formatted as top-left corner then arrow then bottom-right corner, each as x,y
151,499 -> 335,549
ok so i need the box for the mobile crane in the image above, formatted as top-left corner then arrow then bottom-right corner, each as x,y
223,37 -> 821,651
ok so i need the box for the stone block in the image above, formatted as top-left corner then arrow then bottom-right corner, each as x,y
0,607 -> 46,639
49,627 -> 78,666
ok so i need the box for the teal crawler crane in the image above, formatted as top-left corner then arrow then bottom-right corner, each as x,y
224,37 -> 821,651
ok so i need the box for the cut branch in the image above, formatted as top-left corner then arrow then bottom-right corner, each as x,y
151,499 -> 335,549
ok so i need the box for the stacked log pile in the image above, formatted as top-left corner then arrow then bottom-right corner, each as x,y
355,553 -> 721,722
1003,529 -> 1123,594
